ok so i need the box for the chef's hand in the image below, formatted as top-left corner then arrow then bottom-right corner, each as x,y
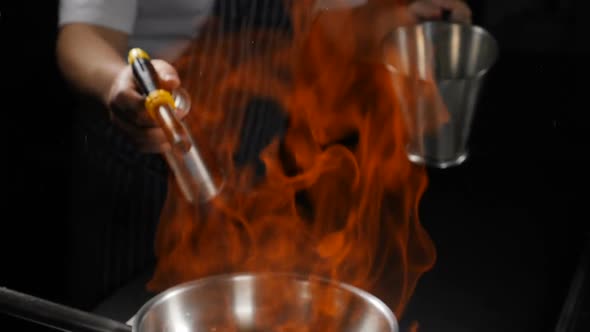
408,0 -> 472,24
106,59 -> 183,153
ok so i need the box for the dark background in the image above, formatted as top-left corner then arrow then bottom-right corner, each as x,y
1,0 -> 588,331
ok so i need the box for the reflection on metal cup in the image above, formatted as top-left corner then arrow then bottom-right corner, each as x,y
383,22 -> 498,168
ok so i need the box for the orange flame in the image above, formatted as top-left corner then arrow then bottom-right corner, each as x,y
148,0 -> 436,320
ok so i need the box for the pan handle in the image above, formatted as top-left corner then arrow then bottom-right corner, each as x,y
0,287 -> 132,332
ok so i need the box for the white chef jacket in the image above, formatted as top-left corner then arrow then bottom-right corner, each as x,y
58,0 -> 215,60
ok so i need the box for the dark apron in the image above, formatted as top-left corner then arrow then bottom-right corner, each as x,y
66,97 -> 168,310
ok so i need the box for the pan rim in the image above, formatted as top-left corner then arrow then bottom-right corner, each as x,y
132,271 -> 399,331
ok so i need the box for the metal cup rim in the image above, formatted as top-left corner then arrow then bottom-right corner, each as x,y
381,21 -> 499,81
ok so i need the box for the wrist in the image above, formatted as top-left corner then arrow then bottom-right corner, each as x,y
99,61 -> 128,108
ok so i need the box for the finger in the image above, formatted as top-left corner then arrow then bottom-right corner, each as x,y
111,115 -> 172,153
452,1 -> 472,24
111,89 -> 155,127
151,59 -> 181,91
139,141 -> 172,154
431,0 -> 461,8
408,1 -> 443,20
112,88 -> 143,113
432,0 -> 472,23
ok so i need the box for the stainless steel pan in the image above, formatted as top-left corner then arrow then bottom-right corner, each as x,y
0,272 -> 398,331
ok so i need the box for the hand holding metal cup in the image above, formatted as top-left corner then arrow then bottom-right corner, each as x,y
383,20 -> 498,168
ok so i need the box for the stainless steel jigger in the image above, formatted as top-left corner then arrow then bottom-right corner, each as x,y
383,22 -> 498,169
128,48 -> 223,203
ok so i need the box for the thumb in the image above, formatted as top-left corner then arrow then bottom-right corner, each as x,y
151,59 -> 181,91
